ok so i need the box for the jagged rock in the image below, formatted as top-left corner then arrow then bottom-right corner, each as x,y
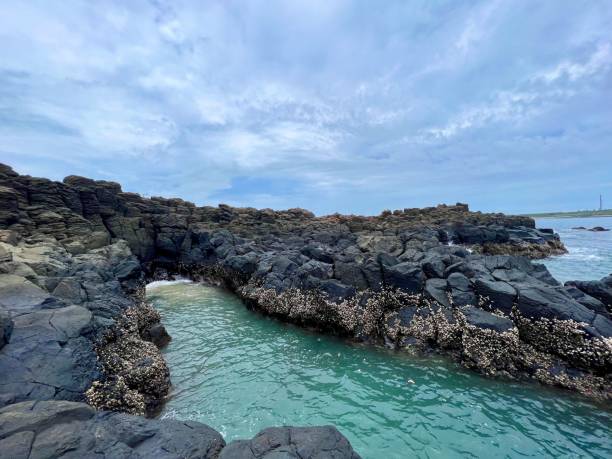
566,275 -> 612,310
425,278 -> 450,308
219,426 -> 361,459
447,272 -> 470,291
516,285 -> 596,324
384,262 -> 425,293
473,278 -> 517,313
563,285 -> 609,316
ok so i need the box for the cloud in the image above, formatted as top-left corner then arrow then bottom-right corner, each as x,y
0,0 -> 611,215
537,42 -> 612,83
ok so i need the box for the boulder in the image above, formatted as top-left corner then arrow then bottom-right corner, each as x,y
563,286 -> 608,315
516,286 -> 596,325
226,254 -> 258,276
592,314 -> 612,338
219,426 -> 361,459
300,244 -> 334,264
144,323 -> 171,348
450,289 -> 477,307
0,274 -> 50,313
566,276 -> 612,309
384,262 -> 425,293
421,256 -> 446,278
473,279 -> 517,313
424,278 -> 450,308
320,279 -> 355,301
334,261 -> 368,290
447,272 -> 470,291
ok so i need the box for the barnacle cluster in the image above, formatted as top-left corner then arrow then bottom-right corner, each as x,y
85,296 -> 171,416
473,239 -> 567,259
231,273 -> 611,400
85,376 -> 145,415
513,313 -> 612,371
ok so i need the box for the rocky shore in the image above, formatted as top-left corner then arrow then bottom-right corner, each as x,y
0,162 -> 610,457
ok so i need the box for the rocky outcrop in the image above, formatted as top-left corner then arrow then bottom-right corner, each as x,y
0,400 -> 361,459
0,237 -> 162,412
0,163 -> 363,457
0,400 -> 225,459
566,275 -> 612,315
219,426 -> 361,459
0,162 -> 609,456
449,224 -> 567,258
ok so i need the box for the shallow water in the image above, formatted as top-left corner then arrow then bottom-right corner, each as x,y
149,282 -> 612,459
535,216 -> 612,283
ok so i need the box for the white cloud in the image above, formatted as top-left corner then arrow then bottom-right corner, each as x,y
537,42 -> 612,83
1,0 -> 611,214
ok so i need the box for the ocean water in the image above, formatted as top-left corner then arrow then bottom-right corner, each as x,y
535,217 -> 612,283
149,282 -> 612,459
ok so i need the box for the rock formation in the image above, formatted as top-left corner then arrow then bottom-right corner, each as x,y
0,163 -> 362,458
0,162 -> 610,457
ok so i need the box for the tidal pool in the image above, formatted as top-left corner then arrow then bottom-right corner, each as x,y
148,281 -> 611,459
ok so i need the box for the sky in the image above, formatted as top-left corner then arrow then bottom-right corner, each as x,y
1,0 -> 611,215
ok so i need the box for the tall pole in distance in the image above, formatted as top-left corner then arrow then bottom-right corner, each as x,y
600,194 -> 603,211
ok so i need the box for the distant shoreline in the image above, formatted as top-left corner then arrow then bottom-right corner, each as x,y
523,210 -> 612,219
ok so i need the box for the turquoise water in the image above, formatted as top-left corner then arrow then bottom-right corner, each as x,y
536,217 -> 612,283
149,281 -> 612,459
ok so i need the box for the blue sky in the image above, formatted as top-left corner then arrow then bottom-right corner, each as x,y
1,0 -> 611,215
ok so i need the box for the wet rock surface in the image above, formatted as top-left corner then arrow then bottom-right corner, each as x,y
0,162 -> 610,456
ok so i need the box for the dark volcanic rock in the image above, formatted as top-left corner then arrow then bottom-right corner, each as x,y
460,306 -> 514,332
473,279 -> 517,313
384,262 -> 425,293
566,275 -> 612,312
516,285 -> 596,323
219,426 -> 361,459
0,159 -> 610,446
0,400 -> 225,459
0,308 -> 12,350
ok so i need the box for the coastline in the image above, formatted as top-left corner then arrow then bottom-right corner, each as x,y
524,212 -> 612,219
1,163 -> 611,457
